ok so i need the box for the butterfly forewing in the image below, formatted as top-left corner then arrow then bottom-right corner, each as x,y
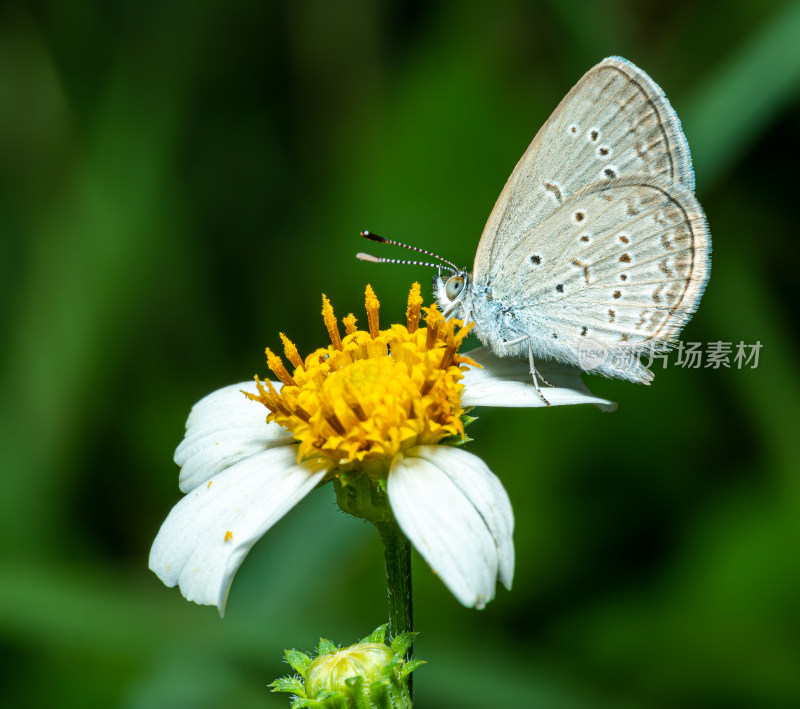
474,57 -> 695,284
498,176 -> 709,380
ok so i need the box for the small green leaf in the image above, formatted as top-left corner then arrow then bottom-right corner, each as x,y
400,659 -> 426,679
438,429 -> 473,447
270,676 -> 306,695
291,698 -> 329,709
318,638 -> 337,655
365,623 -> 388,644
344,675 -> 371,709
285,649 -> 312,675
369,680 -> 391,709
344,675 -> 364,690
311,693 -> 347,709
461,413 -> 478,427
379,657 -> 402,681
314,690 -> 339,699
389,632 -> 417,657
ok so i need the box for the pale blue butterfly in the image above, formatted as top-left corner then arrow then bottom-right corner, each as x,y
358,57 -> 711,404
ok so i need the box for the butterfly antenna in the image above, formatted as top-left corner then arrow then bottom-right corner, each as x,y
356,252 -> 450,271
360,230 -> 460,272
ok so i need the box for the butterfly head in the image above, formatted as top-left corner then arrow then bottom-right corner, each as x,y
433,267 -> 472,319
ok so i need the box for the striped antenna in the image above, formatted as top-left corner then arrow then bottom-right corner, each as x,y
360,230 -> 459,272
356,252 -> 446,271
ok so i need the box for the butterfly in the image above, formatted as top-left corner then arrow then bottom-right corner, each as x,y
358,57 -> 710,404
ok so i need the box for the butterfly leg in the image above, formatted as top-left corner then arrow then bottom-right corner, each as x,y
499,336 -> 552,405
527,340 -> 552,407
533,367 -> 554,388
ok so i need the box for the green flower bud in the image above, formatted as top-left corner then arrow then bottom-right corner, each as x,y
305,643 -> 394,697
270,625 -> 425,709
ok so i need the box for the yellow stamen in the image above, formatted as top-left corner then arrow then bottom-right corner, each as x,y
406,282 -> 423,333
280,333 -> 305,370
365,284 -> 380,339
424,304 -> 442,350
246,375 -> 279,413
266,348 -> 297,387
337,379 -> 369,422
343,313 -> 358,335
440,321 -> 474,370
293,404 -> 311,423
322,294 -> 343,350
320,397 -> 347,436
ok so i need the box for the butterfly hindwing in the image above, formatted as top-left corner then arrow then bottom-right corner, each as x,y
492,176 -> 710,382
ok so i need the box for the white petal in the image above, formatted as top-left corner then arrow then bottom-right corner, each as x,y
460,346 -> 616,411
183,380 -> 282,433
411,445 -> 514,589
149,446 -> 330,614
387,449 -> 498,609
175,381 -> 295,493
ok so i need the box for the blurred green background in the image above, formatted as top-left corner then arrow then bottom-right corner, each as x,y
2,1 -> 799,707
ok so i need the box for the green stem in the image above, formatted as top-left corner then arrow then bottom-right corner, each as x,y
333,476 -> 415,705
376,520 -> 413,643
376,520 -> 414,702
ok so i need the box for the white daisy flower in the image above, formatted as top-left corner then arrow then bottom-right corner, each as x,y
150,284 -> 612,614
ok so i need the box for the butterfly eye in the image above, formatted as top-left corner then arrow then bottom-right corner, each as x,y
445,276 -> 465,300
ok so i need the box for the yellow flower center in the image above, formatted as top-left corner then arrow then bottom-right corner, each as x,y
247,283 -> 475,473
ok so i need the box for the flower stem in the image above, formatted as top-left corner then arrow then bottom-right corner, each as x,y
376,520 -> 413,644
376,520 -> 414,701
